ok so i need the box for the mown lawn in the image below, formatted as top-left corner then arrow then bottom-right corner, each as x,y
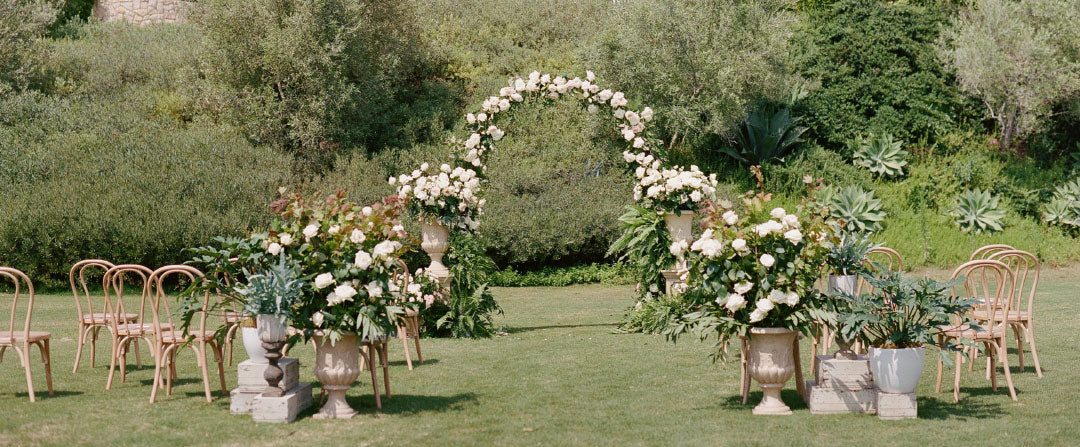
1,269 -> 1079,446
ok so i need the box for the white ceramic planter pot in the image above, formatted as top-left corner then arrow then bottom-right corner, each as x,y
420,221 -> 451,277
241,327 -> 268,363
828,274 -> 858,296
869,347 -> 925,394
313,333 -> 361,419
747,327 -> 797,415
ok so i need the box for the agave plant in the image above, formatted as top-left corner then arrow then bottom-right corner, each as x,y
818,185 -> 886,233
852,133 -> 908,178
1042,179 -> 1080,229
951,188 -> 1006,234
720,104 -> 808,166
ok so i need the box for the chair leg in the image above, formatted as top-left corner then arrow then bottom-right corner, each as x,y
935,335 -> 945,393
970,345 -> 978,372
399,325 -> 413,371
90,326 -> 100,368
986,342 -> 997,392
364,349 -> 381,409
196,344 -> 213,403
166,350 -> 175,395
134,337 -> 142,368
1026,322 -> 1043,378
74,322 -> 87,373
42,340 -> 54,396
998,338 -> 1017,401
740,338 -> 750,405
106,336 -> 120,390
1011,324 -> 1024,371
360,345 -> 368,372
119,339 -> 129,383
17,344 -> 35,402
150,345 -> 164,403
412,321 -> 423,364
952,350 -> 962,403
380,342 -> 390,399
214,344 -> 228,395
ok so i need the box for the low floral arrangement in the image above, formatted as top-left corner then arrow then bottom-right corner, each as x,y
392,162 -> 485,231
666,191 -> 831,356
405,267 -> 447,308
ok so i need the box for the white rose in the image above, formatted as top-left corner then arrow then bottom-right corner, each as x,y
373,240 -> 401,258
699,238 -> 724,258
767,289 -> 787,304
784,291 -> 799,306
477,113 -> 488,122
756,298 -> 775,313
770,207 -> 786,219
784,229 -> 803,245
625,111 -> 640,126
724,293 -> 747,312
465,133 -> 481,149
314,273 -> 334,289
690,190 -> 702,202
333,284 -> 358,302
782,214 -> 800,228
354,250 -> 373,269
641,107 -> 653,122
311,312 -> 325,327
760,254 -> 775,268
267,242 -> 282,256
749,308 -> 768,323
586,70 -> 595,81
734,282 -> 753,295
633,137 -> 645,149
350,229 -> 366,244
669,240 -> 688,257
365,281 -> 384,298
622,128 -> 635,141
466,113 -> 476,124
303,224 -> 319,240
598,89 -> 613,102
362,206 -> 373,217
328,225 -> 341,235
279,233 -> 293,246
722,211 -> 738,226
732,238 -> 748,252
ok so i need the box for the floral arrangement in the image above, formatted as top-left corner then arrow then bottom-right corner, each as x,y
391,162 -> 485,231
260,191 -> 413,343
628,155 -> 719,213
666,191 -> 831,353
404,267 -> 446,308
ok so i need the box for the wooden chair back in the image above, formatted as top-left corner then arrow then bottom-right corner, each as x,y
857,247 -> 904,295
0,267 -> 35,341
70,260 -> 116,324
148,265 -> 212,340
969,244 -> 1014,261
988,250 -> 1039,317
103,265 -> 154,336
950,260 -> 1015,327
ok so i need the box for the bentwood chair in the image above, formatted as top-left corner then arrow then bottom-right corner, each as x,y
0,267 -> 53,402
71,260 -> 139,372
855,247 -> 903,295
394,263 -> 424,371
969,244 -> 1015,261
103,264 -> 159,390
148,265 -> 227,403
981,250 -> 1043,377
936,260 -> 1018,402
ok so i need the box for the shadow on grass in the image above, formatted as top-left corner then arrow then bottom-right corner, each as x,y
387,358 -> 440,367
715,389 -> 808,411
507,323 -> 618,334
12,390 -> 85,399
293,392 -> 477,420
917,392 -> 1005,420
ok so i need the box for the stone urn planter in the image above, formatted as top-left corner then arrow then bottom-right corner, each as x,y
664,211 -> 694,270
869,347 -> 925,394
242,325 -> 268,363
747,327 -> 797,415
312,332 -> 361,419
420,221 -> 450,277
827,274 -> 859,359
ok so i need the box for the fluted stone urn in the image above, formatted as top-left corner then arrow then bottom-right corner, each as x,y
420,221 -> 451,279
747,327 -> 797,415
312,333 -> 361,419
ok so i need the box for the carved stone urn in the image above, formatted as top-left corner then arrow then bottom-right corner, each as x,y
827,274 -> 859,359
313,333 -> 361,419
747,327 -> 797,415
663,210 -> 694,272
420,221 -> 451,278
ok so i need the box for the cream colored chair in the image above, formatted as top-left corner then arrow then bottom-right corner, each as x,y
0,267 -> 54,402
70,259 -> 138,372
982,250 -> 1043,377
103,264 -> 159,390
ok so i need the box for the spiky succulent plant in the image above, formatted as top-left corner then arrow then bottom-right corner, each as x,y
951,188 -> 1006,234
852,133 -> 908,178
1042,179 -> 1080,229
818,185 -> 886,233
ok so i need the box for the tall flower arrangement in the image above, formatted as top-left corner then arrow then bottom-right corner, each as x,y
392,163 -> 484,231
262,191 -> 413,343
667,192 -> 831,354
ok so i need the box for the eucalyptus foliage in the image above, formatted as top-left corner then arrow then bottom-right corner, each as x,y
236,256 -> 303,320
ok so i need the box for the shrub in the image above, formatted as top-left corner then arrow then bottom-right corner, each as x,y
489,263 -> 632,287
720,103 -> 808,166
616,294 -> 695,335
0,0 -> 59,91
1042,179 -> 1080,230
793,0 -> 983,150
425,235 -> 503,338
852,133 -> 908,178
818,185 -> 886,233
606,205 -> 674,300
761,145 -> 873,197
951,188 -> 1007,234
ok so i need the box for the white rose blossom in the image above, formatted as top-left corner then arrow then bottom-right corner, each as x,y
354,250 -> 373,270
723,293 -> 747,312
303,224 -> 319,240
279,233 -> 293,246
760,254 -> 775,268
314,273 -> 334,289
267,242 -> 282,256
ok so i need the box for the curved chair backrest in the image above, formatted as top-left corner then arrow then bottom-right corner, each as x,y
0,267 -> 35,341
950,260 -> 1015,326
149,265 -> 211,339
969,244 -> 1014,261
989,250 -> 1039,318
103,265 -> 154,336
70,260 -> 116,324
857,247 -> 904,295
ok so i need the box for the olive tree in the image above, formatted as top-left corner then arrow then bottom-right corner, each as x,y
938,0 -> 1080,150
591,0 -> 799,151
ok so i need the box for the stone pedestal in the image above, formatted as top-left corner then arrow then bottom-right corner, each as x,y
230,358 -> 312,422
661,269 -> 687,295
875,390 -> 917,420
806,355 -> 877,414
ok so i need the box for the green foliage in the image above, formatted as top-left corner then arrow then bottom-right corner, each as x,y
430,235 -> 503,338
852,133 -> 908,178
721,104 -> 808,166
236,255 -> 303,318
818,185 -> 886,233
617,294 -> 695,335
0,0 -> 59,91
489,263 -> 633,287
951,188 -> 1006,234
939,0 -> 1080,149
824,233 -> 880,275
606,205 -> 674,301
1042,179 -> 1080,230
761,145 -> 873,197
832,271 -> 974,353
198,0 -> 456,171
794,0 -> 983,150
592,0 -> 798,148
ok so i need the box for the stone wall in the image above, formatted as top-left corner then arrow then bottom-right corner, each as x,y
93,0 -> 190,25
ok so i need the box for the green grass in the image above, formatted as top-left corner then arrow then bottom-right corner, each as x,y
2,272 -> 1080,446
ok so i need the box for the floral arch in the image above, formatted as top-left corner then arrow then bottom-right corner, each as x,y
391,71 -> 719,234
